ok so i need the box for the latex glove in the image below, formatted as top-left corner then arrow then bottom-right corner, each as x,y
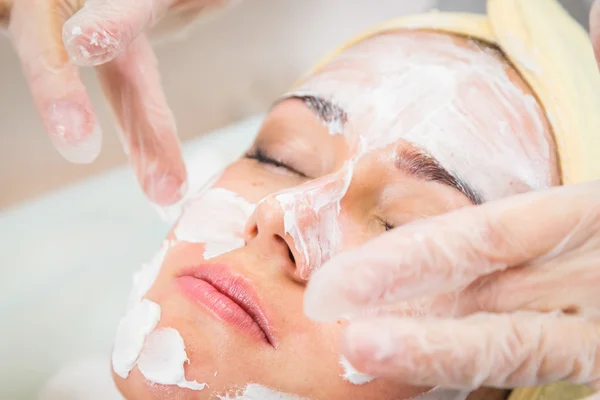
3,0 -> 232,205
305,180 -> 600,392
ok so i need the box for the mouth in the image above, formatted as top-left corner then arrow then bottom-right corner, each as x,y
176,264 -> 277,348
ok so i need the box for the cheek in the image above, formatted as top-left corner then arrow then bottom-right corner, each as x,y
292,319 -> 429,399
217,161 -> 289,204
335,210 -> 372,251
169,188 -> 255,261
218,167 -> 264,202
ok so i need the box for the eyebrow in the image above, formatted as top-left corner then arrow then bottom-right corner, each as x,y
395,147 -> 483,205
283,94 -> 348,132
277,94 -> 483,204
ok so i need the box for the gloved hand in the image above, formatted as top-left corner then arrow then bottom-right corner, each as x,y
2,0 -> 233,205
305,180 -> 600,392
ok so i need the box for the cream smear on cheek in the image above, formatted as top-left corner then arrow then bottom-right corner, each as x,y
113,302 -> 208,390
217,383 -> 309,400
113,187 -> 257,389
112,299 -> 161,379
291,32 -> 552,202
174,188 -> 256,258
113,242 -> 210,389
126,240 -> 171,310
339,355 -> 375,385
137,327 -> 207,390
113,242 -> 172,378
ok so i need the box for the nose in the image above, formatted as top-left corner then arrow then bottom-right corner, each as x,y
244,195 -> 305,284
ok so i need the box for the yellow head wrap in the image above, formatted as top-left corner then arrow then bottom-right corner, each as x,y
301,0 -> 599,398
300,0 -> 600,186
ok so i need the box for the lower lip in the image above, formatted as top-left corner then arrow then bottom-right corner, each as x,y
176,275 -> 269,343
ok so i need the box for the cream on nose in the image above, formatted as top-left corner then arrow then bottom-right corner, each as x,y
245,194 -> 302,281
271,162 -> 355,279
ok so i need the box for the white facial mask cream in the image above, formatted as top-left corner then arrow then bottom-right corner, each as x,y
339,355 -> 375,385
276,161 -> 354,278
292,32 -> 552,202
217,383 -> 308,400
174,188 -> 256,259
296,92 -> 346,136
126,241 -> 171,310
112,299 -> 161,379
137,327 -> 207,390
272,31 -> 552,279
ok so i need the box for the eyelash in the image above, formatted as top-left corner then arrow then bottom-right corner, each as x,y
245,147 -> 305,176
381,218 -> 395,232
247,147 -> 394,232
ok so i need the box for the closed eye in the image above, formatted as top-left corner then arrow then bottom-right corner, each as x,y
377,217 -> 395,232
245,147 -> 308,178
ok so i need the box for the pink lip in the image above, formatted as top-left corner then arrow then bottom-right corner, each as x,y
176,264 -> 277,347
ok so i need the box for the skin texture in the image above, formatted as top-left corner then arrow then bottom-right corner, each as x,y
114,31 -> 558,400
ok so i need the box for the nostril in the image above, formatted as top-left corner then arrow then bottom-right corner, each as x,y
274,234 -> 295,264
244,218 -> 259,241
248,225 -> 258,237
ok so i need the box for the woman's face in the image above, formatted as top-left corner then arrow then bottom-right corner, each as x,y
114,31 -> 559,399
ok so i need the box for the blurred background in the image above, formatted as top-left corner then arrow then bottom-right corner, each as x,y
0,0 -> 593,209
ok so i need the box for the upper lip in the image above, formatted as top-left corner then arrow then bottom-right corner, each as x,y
179,264 -> 277,347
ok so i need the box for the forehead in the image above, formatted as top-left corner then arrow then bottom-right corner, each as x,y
291,30 -> 558,201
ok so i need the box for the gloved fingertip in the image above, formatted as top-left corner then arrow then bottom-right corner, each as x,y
143,171 -> 187,206
46,101 -> 102,164
62,21 -> 122,67
342,321 -> 389,375
178,178 -> 189,198
304,254 -> 385,322
303,263 -> 354,322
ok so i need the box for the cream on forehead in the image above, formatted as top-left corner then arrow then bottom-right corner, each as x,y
137,327 -> 207,390
291,32 -> 552,201
174,188 -> 256,258
339,355 -> 375,385
112,299 -> 161,379
217,383 -> 309,399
